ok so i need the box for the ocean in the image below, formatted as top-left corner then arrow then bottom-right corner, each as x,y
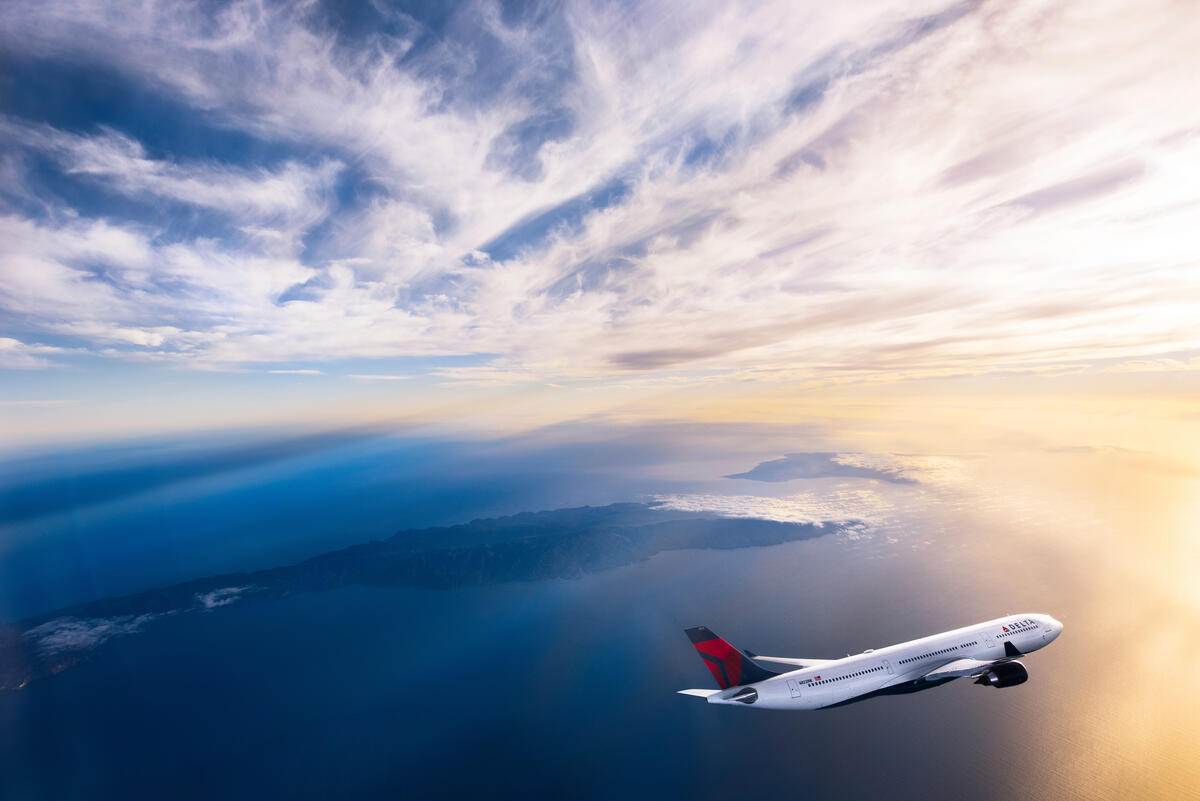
1,426 -> 1196,799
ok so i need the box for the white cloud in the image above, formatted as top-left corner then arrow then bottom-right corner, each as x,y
1103,357 -> 1200,373
0,214 -> 154,323
346,373 -> 415,381
832,453 -> 966,486
1,121 -> 341,236
50,322 -> 194,348
24,586 -> 255,656
0,337 -> 66,369
0,0 -> 1197,383
195,586 -> 251,609
26,614 -> 164,655
269,368 -> 323,375
651,491 -> 883,527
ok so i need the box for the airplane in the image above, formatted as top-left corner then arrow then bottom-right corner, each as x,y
679,613 -> 1063,709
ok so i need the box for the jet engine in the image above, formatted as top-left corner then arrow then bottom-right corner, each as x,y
729,687 -> 758,704
975,660 -> 1028,688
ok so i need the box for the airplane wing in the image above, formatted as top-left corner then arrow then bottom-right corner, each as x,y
919,657 -> 998,681
746,655 -> 835,668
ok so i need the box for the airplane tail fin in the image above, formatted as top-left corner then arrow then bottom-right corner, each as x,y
685,626 -> 779,689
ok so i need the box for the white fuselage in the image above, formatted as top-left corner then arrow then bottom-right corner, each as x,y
708,613 -> 1063,710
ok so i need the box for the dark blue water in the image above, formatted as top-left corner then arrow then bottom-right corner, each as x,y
0,428 -> 731,621
0,428 -> 1137,799
2,541 -> 1021,800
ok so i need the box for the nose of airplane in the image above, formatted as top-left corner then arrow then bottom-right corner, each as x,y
1046,616 -> 1064,641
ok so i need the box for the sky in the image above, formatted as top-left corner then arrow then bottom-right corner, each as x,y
1,0 -> 1199,447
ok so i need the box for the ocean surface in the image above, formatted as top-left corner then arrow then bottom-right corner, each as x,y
1,426 -> 1196,799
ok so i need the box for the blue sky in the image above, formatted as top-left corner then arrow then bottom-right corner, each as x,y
1,0 -> 1198,444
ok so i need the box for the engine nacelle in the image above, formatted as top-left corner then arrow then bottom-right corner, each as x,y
729,687 -> 758,704
975,660 -> 1028,688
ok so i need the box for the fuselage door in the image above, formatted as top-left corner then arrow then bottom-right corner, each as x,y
786,679 -> 802,699
883,659 -> 893,675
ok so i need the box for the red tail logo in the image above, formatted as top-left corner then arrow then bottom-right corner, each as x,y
692,637 -> 743,689
684,626 -> 779,690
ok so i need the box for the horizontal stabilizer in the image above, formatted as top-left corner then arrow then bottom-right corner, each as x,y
678,689 -> 720,698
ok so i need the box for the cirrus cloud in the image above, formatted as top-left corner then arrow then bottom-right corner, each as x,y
0,0 -> 1196,388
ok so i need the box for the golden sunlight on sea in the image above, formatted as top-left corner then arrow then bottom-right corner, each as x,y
661,379 -> 1200,799
982,452 -> 1200,800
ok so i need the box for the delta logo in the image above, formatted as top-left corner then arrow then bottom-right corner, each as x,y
1003,618 -> 1037,633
